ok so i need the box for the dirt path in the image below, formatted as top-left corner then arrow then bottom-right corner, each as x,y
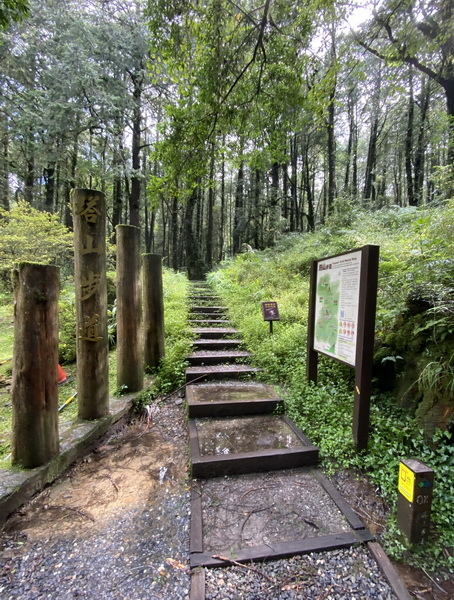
0,400 -> 191,599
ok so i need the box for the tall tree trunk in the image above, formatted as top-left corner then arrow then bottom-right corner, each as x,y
24,156 -> 34,204
129,76 -> 142,227
0,123 -> 9,210
282,162 -> 289,225
327,95 -> 336,211
352,112 -> 359,199
205,145 -> 215,270
405,68 -> 416,206
171,194 -> 179,271
414,78 -> 431,204
44,163 -> 56,212
219,149 -> 225,262
160,197 -> 167,262
290,134 -> 298,231
267,161 -> 280,246
63,129 -> 78,230
344,93 -> 357,197
253,169 -> 261,249
196,184 -> 204,248
303,146 -> 315,232
232,160 -> 244,254
326,31 -> 337,214
184,184 -> 205,279
364,63 -> 382,203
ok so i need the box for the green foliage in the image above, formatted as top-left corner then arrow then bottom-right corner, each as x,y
0,0 -> 29,29
209,203 -> 453,572
0,202 -> 73,288
58,285 -> 76,363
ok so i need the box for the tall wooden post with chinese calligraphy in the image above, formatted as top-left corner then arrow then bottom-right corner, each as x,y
72,188 -> 109,419
143,253 -> 165,370
11,263 -> 60,468
116,225 -> 143,392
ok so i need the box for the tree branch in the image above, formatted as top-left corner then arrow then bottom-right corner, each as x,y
355,36 -> 447,90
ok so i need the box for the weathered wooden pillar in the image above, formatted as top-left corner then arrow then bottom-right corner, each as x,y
143,254 -> 165,371
72,188 -> 109,419
116,225 -> 143,392
11,263 -> 60,468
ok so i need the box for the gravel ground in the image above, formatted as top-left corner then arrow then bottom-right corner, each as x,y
0,400 -> 191,600
205,546 -> 397,600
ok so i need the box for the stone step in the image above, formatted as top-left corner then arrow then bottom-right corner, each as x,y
191,306 -> 227,314
193,327 -> 239,339
192,338 -> 244,351
187,350 -> 253,366
186,382 -> 283,418
189,415 -> 319,478
189,314 -> 229,322
185,364 -> 262,384
188,291 -> 220,300
189,319 -> 231,327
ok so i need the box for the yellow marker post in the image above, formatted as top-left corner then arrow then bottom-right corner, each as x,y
397,459 -> 434,545
398,462 -> 416,503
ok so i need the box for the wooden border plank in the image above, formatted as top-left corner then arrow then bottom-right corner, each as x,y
190,531 -> 372,568
192,446 -> 319,479
188,398 -> 283,418
367,542 -> 412,600
190,568 -> 205,600
312,469 -> 366,531
282,415 -> 315,447
188,420 -> 201,462
190,486 -> 203,554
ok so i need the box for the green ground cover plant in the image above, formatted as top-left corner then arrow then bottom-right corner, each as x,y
208,201 -> 453,575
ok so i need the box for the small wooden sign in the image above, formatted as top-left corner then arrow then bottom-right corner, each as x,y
397,459 -> 434,545
262,301 -> 280,321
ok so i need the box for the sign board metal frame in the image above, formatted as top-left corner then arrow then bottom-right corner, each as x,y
307,245 -> 379,451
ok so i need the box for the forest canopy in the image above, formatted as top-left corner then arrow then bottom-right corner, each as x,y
0,0 -> 451,277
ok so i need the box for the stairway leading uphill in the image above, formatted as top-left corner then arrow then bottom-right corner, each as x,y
185,282 -> 408,600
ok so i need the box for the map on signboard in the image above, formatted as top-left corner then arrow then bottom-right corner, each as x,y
314,250 -> 362,366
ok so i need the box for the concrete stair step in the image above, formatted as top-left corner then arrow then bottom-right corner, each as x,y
193,327 -> 239,339
187,350 -> 253,366
185,364 -> 262,384
189,319 -> 231,327
193,338 -> 244,351
191,306 -> 227,314
186,382 -> 284,417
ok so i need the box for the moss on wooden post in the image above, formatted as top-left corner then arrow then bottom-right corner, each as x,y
72,188 -> 109,419
11,262 -> 60,468
143,254 -> 165,371
116,225 -> 143,392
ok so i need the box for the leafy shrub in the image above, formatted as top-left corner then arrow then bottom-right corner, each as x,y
0,201 -> 73,290
58,285 -> 77,363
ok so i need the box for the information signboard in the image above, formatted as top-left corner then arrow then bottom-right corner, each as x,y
307,245 -> 379,451
314,250 -> 361,366
262,301 -> 280,321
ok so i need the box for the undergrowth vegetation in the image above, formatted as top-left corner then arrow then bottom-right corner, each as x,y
208,201 -> 453,574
